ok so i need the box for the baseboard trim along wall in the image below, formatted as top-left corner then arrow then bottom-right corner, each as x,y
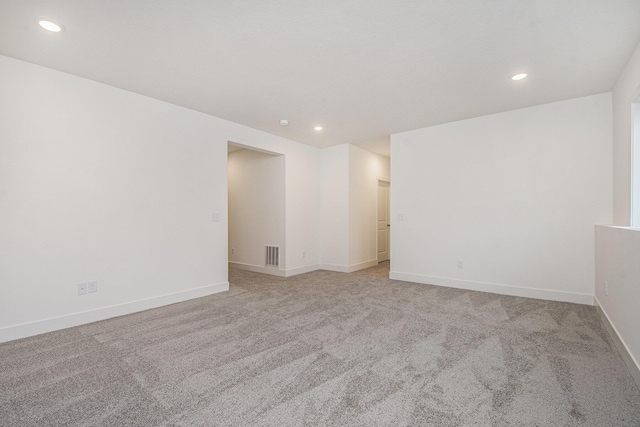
229,262 -> 286,277
0,281 -> 229,344
284,264 -> 321,277
389,271 -> 594,305
321,260 -> 378,273
594,297 -> 640,390
230,261 -> 378,277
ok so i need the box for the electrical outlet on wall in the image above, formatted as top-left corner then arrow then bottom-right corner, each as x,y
77,283 -> 87,295
302,251 -> 306,258
231,248 -> 235,255
457,260 -> 464,269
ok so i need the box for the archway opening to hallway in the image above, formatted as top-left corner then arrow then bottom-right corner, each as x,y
227,142 -> 286,276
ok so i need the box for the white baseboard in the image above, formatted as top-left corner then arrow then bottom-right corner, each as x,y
319,263 -> 350,273
229,262 -> 286,277
321,259 -> 378,273
284,264 -> 321,277
0,281 -> 229,344
347,259 -> 379,273
389,271 -> 594,305
230,260 -> 379,277
594,297 -> 640,390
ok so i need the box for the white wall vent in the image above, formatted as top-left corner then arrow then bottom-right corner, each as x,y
265,245 -> 279,267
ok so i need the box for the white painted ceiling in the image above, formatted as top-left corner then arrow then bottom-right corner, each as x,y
1,1 -> 640,157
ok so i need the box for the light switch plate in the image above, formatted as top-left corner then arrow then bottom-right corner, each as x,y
88,281 -> 98,293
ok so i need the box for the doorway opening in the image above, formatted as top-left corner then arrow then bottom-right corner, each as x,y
377,180 -> 390,263
632,98 -> 640,226
227,142 -> 286,276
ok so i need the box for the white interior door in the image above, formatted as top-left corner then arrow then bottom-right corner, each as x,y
377,181 -> 390,262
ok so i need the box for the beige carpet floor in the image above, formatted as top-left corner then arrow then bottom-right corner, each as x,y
1,262 -> 639,426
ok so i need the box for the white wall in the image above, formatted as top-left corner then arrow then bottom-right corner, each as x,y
594,226 -> 640,377
391,93 -> 613,304
319,144 -> 390,272
319,145 -> 350,269
228,149 -> 285,273
595,37 -> 640,380
613,41 -> 640,225
348,145 -> 390,269
633,101 -> 640,227
0,55 -> 321,342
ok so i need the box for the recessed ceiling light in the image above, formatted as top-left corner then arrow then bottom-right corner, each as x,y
280,119 -> 289,126
314,126 -> 323,131
38,20 -> 64,32
511,73 -> 528,81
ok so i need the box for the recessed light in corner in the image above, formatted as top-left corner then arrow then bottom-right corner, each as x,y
314,126 -> 323,131
38,19 -> 64,32
511,73 -> 528,81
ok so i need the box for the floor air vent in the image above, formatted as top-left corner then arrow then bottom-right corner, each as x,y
265,246 -> 279,267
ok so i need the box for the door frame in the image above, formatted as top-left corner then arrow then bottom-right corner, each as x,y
376,178 -> 390,263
